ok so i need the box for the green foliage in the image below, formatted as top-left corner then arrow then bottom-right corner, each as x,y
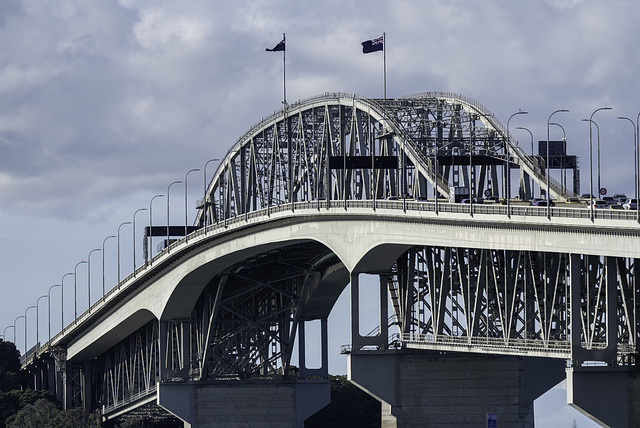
305,375 -> 381,428
0,341 -> 25,393
0,389 -> 57,428
6,399 -> 101,428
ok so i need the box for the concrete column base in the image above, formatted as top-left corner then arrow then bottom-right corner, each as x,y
567,366 -> 640,427
157,379 -> 330,428
348,350 -> 565,428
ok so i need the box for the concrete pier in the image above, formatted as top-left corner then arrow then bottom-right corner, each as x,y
157,379 -> 330,428
348,350 -> 565,427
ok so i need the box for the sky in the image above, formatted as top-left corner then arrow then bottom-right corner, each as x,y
3,0 -> 639,425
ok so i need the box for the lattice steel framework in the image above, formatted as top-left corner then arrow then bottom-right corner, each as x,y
384,247 -> 639,365
198,92 -> 573,226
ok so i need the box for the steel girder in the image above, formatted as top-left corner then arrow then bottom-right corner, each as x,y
384,246 -> 638,365
197,92 -> 574,228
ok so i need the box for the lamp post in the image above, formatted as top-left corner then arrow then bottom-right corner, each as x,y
73,260 -> 86,319
3,326 -> 14,343
132,208 -> 147,271
185,168 -> 200,241
618,116 -> 639,223
549,122 -> 567,190
36,295 -> 47,349
546,109 -> 569,218
13,316 -> 24,347
102,235 -> 115,298
516,126 -> 535,198
87,248 -> 100,309
60,272 -> 73,331
582,108 -> 611,221
24,305 -> 36,354
148,194 -> 164,262
587,120 -> 602,195
507,111 -> 528,216
203,159 -> 219,227
167,180 -> 182,253
3,326 -> 13,341
117,222 -> 131,282
47,284 -> 61,342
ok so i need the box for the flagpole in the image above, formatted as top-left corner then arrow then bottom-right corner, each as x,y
282,33 -> 286,107
383,32 -> 386,99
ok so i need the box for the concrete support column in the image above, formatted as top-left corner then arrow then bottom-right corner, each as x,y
159,320 -> 168,380
83,360 -> 92,412
348,350 -> 565,428
350,272 -> 388,350
157,380 -> 330,428
567,366 -> 640,427
46,358 -> 56,396
63,361 -> 72,410
298,318 -> 328,378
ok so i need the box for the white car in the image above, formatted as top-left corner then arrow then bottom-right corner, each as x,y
623,198 -> 638,210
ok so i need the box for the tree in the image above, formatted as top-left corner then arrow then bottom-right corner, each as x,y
6,398 -> 101,428
0,341 -> 24,392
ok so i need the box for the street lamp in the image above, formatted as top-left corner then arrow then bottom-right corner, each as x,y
516,126 -> 535,198
60,272 -> 73,331
87,248 -> 101,309
73,260 -> 87,319
185,168 -> 200,241
618,116 -> 639,223
132,208 -> 147,271
47,284 -> 61,342
549,122 -> 567,190
148,194 -> 164,262
3,326 -> 14,343
546,109 -> 569,218
36,295 -> 47,349
118,221 -> 131,282
24,305 -> 36,354
167,180 -> 182,253
102,235 -> 116,298
13,316 -> 24,347
203,159 -> 220,227
507,111 -> 528,216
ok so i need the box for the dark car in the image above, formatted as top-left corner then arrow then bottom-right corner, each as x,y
530,199 -> 554,207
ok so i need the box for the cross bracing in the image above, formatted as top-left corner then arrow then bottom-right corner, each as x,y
198,92 -> 575,227
384,247 -> 638,364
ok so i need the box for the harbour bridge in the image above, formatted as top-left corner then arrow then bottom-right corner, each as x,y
11,92 -> 640,427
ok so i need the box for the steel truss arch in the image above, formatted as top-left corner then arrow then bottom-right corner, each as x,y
196,92 -> 572,227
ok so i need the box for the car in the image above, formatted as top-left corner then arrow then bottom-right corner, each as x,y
591,200 -> 608,209
623,198 -> 638,210
530,199 -> 554,207
564,197 -> 581,204
414,196 -> 429,202
601,196 -> 616,205
581,193 -> 594,199
608,204 -> 624,209
386,195 -> 399,201
613,193 -> 628,203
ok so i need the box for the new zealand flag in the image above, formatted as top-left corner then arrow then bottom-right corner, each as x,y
361,36 -> 383,54
266,39 -> 285,52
